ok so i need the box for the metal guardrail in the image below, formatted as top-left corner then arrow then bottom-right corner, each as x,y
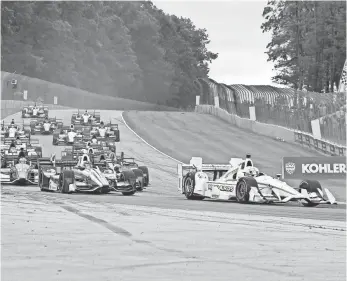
294,131 -> 346,156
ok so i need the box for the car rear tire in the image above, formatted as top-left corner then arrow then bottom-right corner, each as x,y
121,170 -> 136,196
183,173 -> 204,200
299,180 -> 321,207
138,166 -> 149,187
59,170 -> 74,194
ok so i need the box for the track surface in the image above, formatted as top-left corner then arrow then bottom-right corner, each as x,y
124,111 -> 346,202
2,110 -> 345,221
2,110 -> 346,281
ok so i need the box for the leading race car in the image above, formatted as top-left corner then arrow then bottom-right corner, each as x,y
22,103 -> 48,118
177,155 -> 337,207
38,153 -> 137,195
0,155 -> 39,185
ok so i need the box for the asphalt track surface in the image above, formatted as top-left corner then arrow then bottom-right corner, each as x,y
2,110 -> 345,222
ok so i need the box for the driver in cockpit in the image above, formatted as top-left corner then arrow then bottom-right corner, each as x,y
91,135 -> 98,144
242,166 -> 259,178
18,147 -> 26,159
43,118 -> 51,131
32,105 -> 39,116
82,110 -> 91,124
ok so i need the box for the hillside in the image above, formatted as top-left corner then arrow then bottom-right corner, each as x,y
1,1 -> 217,108
1,71 -> 177,111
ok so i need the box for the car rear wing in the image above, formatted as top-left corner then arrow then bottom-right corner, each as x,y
177,157 -> 232,192
29,139 -> 40,146
37,157 -> 54,167
55,160 -> 78,167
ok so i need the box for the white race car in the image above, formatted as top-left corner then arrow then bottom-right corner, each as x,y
177,155 -> 337,207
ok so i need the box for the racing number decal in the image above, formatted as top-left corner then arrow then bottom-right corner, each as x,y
208,183 -> 234,192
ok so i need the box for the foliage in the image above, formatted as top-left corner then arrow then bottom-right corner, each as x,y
1,0 -> 218,107
261,0 -> 346,92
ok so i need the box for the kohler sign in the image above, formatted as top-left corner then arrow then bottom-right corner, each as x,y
282,157 -> 346,179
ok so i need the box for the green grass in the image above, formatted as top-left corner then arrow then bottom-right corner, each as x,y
1,71 -> 178,111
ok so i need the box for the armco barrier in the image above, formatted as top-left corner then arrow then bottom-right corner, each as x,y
294,131 -> 346,156
196,105 -> 346,156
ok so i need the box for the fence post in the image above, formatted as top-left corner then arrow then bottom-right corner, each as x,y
311,118 -> 321,140
214,96 -> 219,108
196,95 -> 200,105
249,106 -> 256,121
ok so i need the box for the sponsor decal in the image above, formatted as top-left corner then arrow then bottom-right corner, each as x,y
282,157 -> 346,179
285,162 -> 295,174
208,183 -> 234,192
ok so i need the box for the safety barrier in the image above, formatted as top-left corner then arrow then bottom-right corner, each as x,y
196,105 -> 346,156
294,131 -> 346,156
194,78 -> 346,145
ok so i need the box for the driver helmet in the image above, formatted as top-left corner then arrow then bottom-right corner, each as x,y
114,164 -> 121,173
19,157 -> 26,164
244,166 -> 259,177
84,161 -> 92,169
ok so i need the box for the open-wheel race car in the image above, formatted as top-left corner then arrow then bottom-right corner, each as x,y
0,154 -> 39,185
112,153 -> 149,191
22,103 -> 48,118
30,117 -> 63,135
71,110 -> 100,125
177,154 -> 337,207
1,138 -> 42,158
1,120 -> 31,140
52,125 -> 84,146
38,152 -> 137,195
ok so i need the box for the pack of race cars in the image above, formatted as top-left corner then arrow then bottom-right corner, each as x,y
1,105 -> 148,196
1,103 -> 338,207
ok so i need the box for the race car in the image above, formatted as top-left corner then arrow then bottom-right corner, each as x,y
112,154 -> 149,190
71,110 -> 100,125
92,122 -> 120,142
38,153 -> 136,195
30,118 -> 63,135
1,121 -> 30,139
52,126 -> 83,146
1,138 -> 42,158
177,155 -> 337,207
22,103 -> 48,118
0,155 -> 39,184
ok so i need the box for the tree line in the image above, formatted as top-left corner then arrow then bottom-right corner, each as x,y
261,0 -> 346,93
1,1 -> 218,107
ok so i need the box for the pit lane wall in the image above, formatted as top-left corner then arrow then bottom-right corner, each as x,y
195,104 -> 346,157
1,72 -> 177,111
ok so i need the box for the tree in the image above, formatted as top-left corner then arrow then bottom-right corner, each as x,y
261,0 -> 346,92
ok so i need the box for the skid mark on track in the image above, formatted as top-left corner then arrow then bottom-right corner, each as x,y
60,205 -> 132,237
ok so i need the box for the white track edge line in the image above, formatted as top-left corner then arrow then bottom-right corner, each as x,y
121,111 -> 184,164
